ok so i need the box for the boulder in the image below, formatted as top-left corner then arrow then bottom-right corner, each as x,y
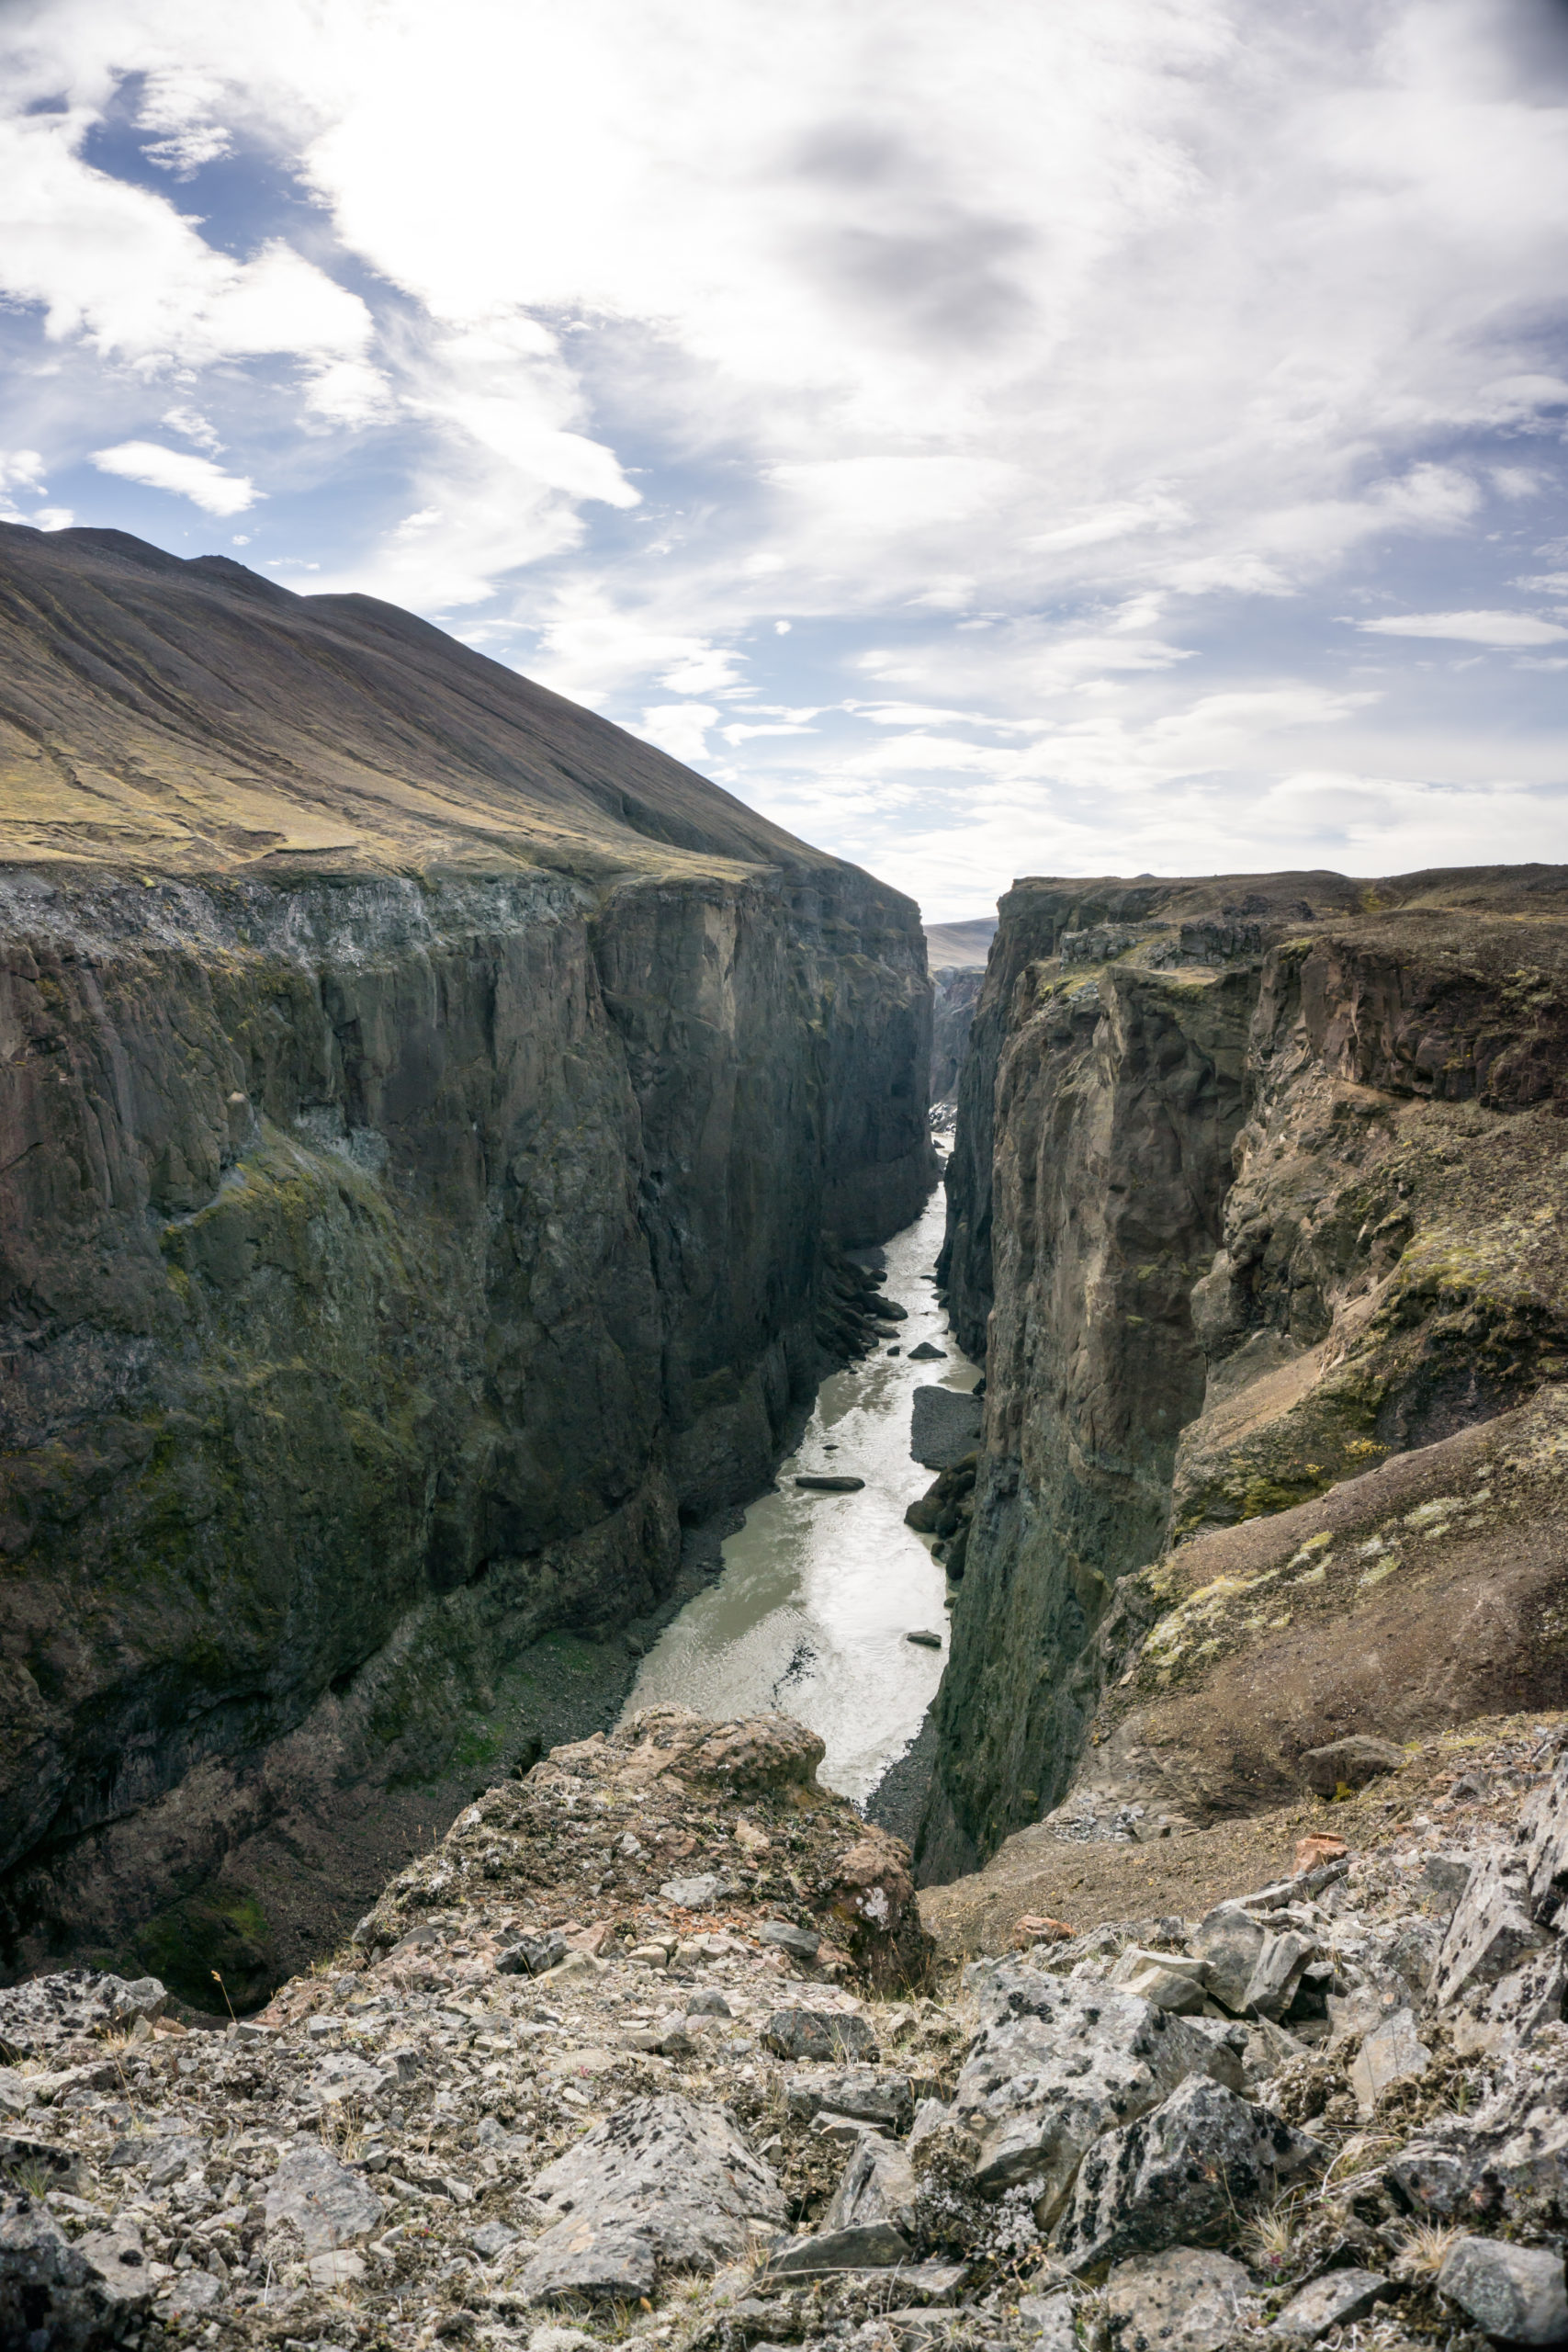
498,1932 -> 570,1977
1017,2290 -> 1077,2352
1271,2268 -> 1391,2339
1111,1949 -> 1211,2015
795,1476 -> 866,1492
265,2140 -> 384,2253
1349,2009 -> 1429,2116
1241,1928 -> 1322,2021
786,2068 -> 914,2131
1057,2075 -> 1323,2269
0,1971 -> 166,2060
1483,1946 -> 1568,2041
759,1920 -> 821,1962
823,1830 -> 933,1989
951,1962 -> 1239,2217
1521,1748 -> 1568,1927
0,2198 -> 152,2352
762,2221 -> 911,2276
761,2009 -> 877,2064
1103,2246 -> 1258,2352
1190,1906 -> 1269,2014
1387,2058 -> 1568,2228
1298,1736 -> 1404,1797
823,2133 -> 917,2237
1438,2237 -> 1568,2346
520,2096 -> 785,2302
911,1387 -> 984,1471
1432,1852 -> 1549,2008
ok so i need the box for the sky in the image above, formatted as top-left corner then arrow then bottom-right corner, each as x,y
1,1 -> 1567,919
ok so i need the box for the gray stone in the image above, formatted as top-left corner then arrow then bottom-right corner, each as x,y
144,2133 -> 206,2187
473,2220 -> 520,2259
795,1476 -> 866,1492
0,2074 -> 31,2120
1433,1852 -> 1548,2008
762,2222 -> 911,2276
1057,2075 -> 1323,2269
1110,1949 -> 1212,2015
824,2133 -> 917,2236
758,1920 -> 821,1962
1190,1906 -> 1269,2014
265,2139 -> 384,2252
660,1873 -> 728,1908
1484,1947 -> 1568,2041
1241,1928 -> 1322,2021
0,1970 -> 167,2059
686,1989 -> 731,2017
1423,1852 -> 1476,1907
951,1962 -> 1242,2217
761,2008 -> 877,2063
907,1631 -> 943,1650
1439,2237 -> 1568,2346
908,1343 -> 947,1362
1271,2268 -> 1391,2339
520,2095 -> 785,2302
0,2199 -> 153,2352
1349,2010 -> 1429,2115
0,2137 -> 83,2195
1104,2246 -> 1257,2352
911,1387 -> 983,1470
158,2267 -> 223,2320
1386,2059 -> 1568,2227
498,1933 -> 570,1977
1298,1736 -> 1404,1797
1522,1748 -> 1568,1928
787,2067 -> 914,2131
1017,2290 -> 1077,2352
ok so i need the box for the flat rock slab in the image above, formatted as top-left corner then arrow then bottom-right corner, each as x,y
1350,2009 -> 1428,2115
1059,2075 -> 1323,2269
758,1919 -> 820,1961
787,2066 -> 913,2130
795,1476 -> 866,1492
521,2094 -> 786,2302
1105,2246 -> 1258,2352
763,2219 -> 910,2275
1272,2268 -> 1390,2339
910,1387 -> 983,1470
824,2132 -> 917,2234
1433,1851 -> 1547,2007
265,2140 -> 384,2253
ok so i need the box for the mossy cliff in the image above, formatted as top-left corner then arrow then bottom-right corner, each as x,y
0,525 -> 934,1998
921,866 -> 1568,1880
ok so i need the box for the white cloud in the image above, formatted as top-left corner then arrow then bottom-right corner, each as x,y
1357,609 -> 1568,647
91,439 -> 259,514
639,702 -> 718,763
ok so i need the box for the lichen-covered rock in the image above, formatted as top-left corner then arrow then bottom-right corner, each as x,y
1388,2055 -> 1568,2227
264,2140 -> 384,2252
1270,2268 -> 1391,2340
1438,2236 -> 1568,2346
1103,2246 -> 1258,2352
520,2096 -> 785,2302
1056,2075 -> 1322,2268
1433,1851 -> 1549,2008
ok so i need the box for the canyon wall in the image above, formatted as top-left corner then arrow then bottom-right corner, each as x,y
921,866 -> 1568,1881
0,525 -> 933,1996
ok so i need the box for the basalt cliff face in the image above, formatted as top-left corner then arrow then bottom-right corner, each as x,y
0,525 -> 933,2001
921,866 -> 1568,1882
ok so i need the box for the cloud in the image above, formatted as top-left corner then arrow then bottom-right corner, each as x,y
639,703 -> 718,763
1356,610 -> 1568,647
91,440 -> 259,514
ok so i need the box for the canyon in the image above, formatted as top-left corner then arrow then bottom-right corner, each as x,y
923,865 -> 1568,1883
0,524 -> 933,2006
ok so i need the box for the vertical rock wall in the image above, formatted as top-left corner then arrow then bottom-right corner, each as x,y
0,859 -> 932,1980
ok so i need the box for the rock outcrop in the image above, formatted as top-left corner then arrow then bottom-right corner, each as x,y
0,524 -> 934,2001
6,1704 -> 1568,2352
924,867 -> 1568,1879
930,967 -> 985,1105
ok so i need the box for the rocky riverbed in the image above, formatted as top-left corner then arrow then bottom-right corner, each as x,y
7,1702 -> 1568,2352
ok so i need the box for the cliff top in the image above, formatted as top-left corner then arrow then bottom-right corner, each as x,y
0,524 -> 850,890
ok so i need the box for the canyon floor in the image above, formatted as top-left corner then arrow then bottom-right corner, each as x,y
6,1700 -> 1568,2352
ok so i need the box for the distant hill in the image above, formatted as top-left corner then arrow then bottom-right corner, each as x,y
924,915 -> 998,969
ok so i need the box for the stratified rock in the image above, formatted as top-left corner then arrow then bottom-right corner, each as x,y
1057,2075 -> 1322,2268
1439,2238 -> 1568,2346
1271,2268 -> 1391,2339
521,2097 -> 785,2301
1190,1907 -> 1269,2013
1241,1927 -> 1322,2021
1103,2246 -> 1258,2352
951,1962 -> 1235,2214
786,2068 -> 914,2130
823,2134 -> 918,2235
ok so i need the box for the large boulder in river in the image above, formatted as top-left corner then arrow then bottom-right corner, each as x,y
911,1386 -> 984,1470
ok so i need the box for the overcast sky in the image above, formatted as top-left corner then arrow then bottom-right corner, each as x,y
2,0 -> 1566,918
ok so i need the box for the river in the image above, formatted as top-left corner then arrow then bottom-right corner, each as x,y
621,1179 -> 979,1803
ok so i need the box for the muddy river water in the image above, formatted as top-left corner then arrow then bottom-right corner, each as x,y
621,1181 -> 979,1803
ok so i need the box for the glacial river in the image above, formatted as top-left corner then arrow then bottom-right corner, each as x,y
621,1180 -> 979,1802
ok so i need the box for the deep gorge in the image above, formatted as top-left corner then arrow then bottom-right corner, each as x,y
0,525 -> 934,2002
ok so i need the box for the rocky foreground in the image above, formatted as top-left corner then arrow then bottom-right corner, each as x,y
6,1702 -> 1568,2352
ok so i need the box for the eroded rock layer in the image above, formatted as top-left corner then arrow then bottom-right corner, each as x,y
924,866 -> 1568,1879
0,526 -> 934,1996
